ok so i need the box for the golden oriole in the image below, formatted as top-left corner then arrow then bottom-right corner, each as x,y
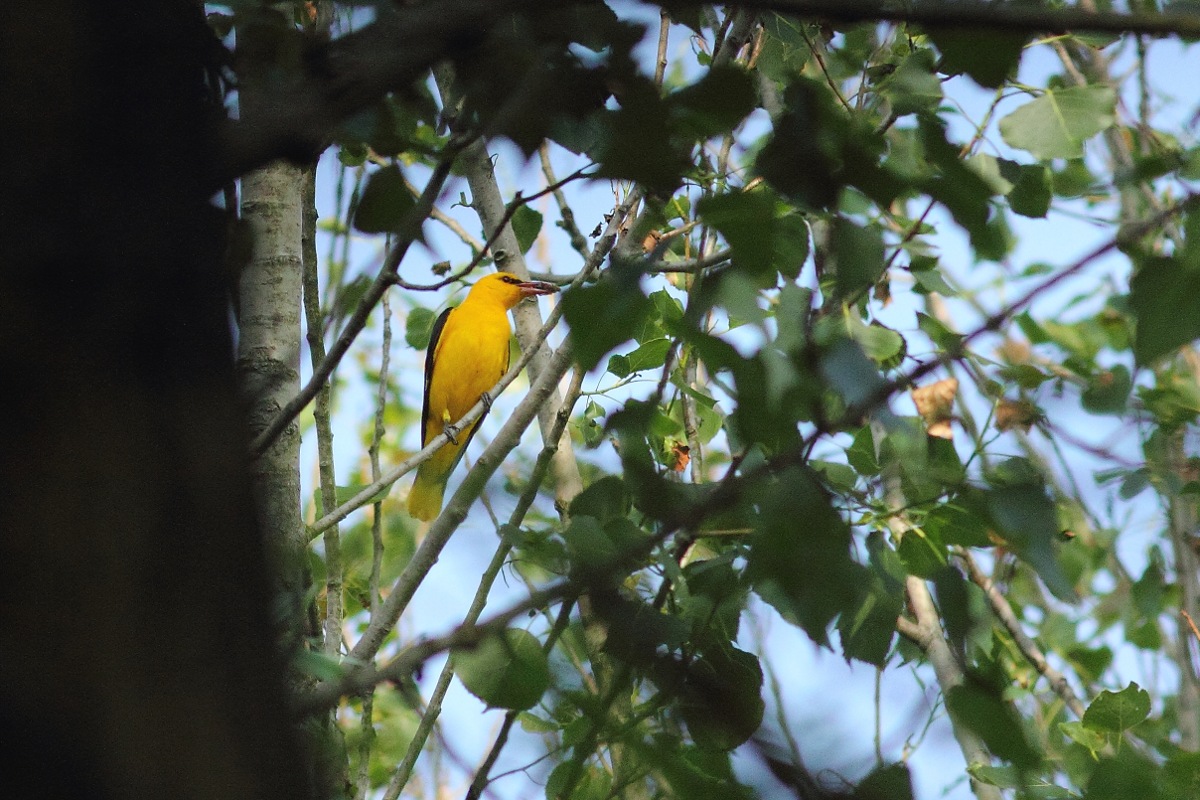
407,272 -> 559,521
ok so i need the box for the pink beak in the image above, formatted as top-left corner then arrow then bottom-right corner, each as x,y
518,280 -> 560,297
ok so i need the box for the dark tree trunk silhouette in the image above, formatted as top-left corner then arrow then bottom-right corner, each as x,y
0,3 -> 307,798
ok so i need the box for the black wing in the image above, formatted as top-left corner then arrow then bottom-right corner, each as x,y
421,306 -> 453,446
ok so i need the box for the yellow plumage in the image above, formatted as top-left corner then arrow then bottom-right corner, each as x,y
407,272 -> 557,521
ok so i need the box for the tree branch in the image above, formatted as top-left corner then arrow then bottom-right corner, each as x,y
305,291 -> 562,539
251,144 -> 465,457
207,0 -> 535,189
740,0 -> 1200,39
209,0 -> 1200,195
342,339 -> 577,667
959,550 -> 1087,719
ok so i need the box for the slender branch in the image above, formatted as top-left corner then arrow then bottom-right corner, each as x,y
539,143 -> 591,259
959,550 -> 1087,718
872,411 -> 998,800
298,581 -> 572,714
381,369 -> 584,800
252,144 -> 468,456
302,166 -> 345,657
393,163 -> 594,292
306,292 -> 562,539
654,8 -> 671,86
369,289 -> 391,617
904,576 -> 1001,800
356,289 -> 392,800
342,339 -> 577,667
814,192 -> 1200,443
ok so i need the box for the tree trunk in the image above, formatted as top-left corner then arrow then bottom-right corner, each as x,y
0,2 -> 307,799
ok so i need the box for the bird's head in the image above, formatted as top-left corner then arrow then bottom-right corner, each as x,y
468,272 -> 559,309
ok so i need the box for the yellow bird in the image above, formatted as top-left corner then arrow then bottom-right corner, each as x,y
407,272 -> 559,521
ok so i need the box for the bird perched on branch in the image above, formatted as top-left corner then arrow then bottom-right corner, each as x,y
407,271 -> 559,521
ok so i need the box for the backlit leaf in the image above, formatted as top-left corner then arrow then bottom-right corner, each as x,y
1082,682 -> 1151,733
999,86 -> 1116,161
454,628 -> 550,711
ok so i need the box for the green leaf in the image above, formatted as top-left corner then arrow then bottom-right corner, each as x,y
562,266 -> 652,371
545,762 -> 612,800
818,332 -> 887,409
755,79 -> 843,209
932,567 -> 974,650
1081,365 -> 1132,414
846,425 -> 881,476
563,514 -> 649,580
593,84 -> 687,193
811,459 -> 858,492
928,28 -> 1026,88
1083,753 -> 1159,800
1130,255 -> 1200,365
679,645 -> 764,750
591,593 -> 690,665
897,531 -> 947,578
405,306 -> 436,351
880,48 -> 942,116
918,115 -> 1008,259
756,78 -> 900,210
916,310 -> 964,350
1003,161 -> 1053,218
856,763 -> 914,800
845,317 -> 904,366
986,484 -> 1076,601
454,628 -> 550,711
353,164 -> 417,234
924,500 -> 991,547
1060,720 -> 1107,756
667,64 -> 758,139
998,86 -> 1117,161
640,741 -> 749,799
1082,682 -> 1151,733
968,764 -> 1021,789
314,483 -> 388,517
293,649 -> 344,682
1066,645 -> 1113,684
568,476 -> 628,523
832,217 -> 886,300
747,467 -> 864,645
607,338 -> 672,378
947,682 -> 1040,768
1164,752 -> 1200,800
698,191 -> 777,277
838,575 -> 901,667
511,205 -> 543,254
680,558 -> 748,642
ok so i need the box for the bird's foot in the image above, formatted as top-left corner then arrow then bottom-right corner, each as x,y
444,424 -> 460,446
480,391 -> 493,412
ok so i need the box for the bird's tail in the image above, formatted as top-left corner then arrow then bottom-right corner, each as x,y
407,462 -> 447,521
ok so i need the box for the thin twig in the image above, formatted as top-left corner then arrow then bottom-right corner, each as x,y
393,163 -> 595,292
538,143 -> 590,259
381,369 -> 584,800
306,293 -> 563,539
959,550 -> 1087,718
252,142 -> 470,456
811,192 -> 1200,444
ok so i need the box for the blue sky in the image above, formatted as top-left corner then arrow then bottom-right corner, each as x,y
298,11 -> 1200,799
